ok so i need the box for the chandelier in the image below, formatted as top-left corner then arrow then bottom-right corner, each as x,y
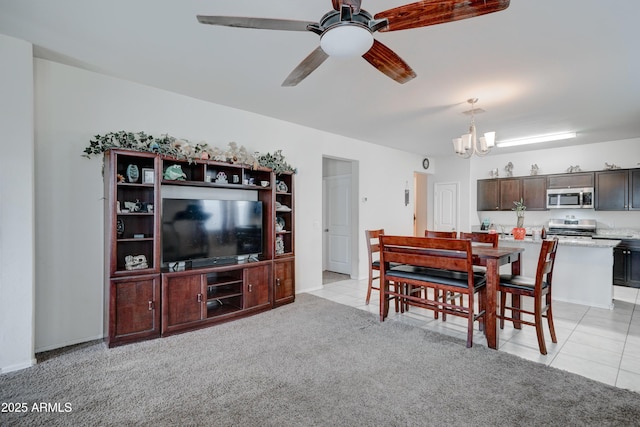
452,98 -> 496,158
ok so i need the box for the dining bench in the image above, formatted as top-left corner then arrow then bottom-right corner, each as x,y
379,235 -> 487,348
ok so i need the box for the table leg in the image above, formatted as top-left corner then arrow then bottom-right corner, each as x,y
485,258 -> 499,349
380,276 -> 388,322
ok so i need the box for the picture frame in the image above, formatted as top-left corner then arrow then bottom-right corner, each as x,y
142,168 -> 155,184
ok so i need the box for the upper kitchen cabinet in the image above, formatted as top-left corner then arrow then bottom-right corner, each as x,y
547,172 -> 594,189
521,176 -> 547,210
477,179 -> 500,211
595,169 -> 640,211
477,177 -> 546,211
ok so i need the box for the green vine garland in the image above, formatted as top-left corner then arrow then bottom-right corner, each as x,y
83,131 -> 296,173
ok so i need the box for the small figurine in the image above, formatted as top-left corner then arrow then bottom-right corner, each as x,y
163,164 -> 186,181
566,165 -> 582,173
125,254 -> 148,271
489,168 -> 499,178
504,162 -> 514,177
530,164 -> 539,175
605,162 -> 621,170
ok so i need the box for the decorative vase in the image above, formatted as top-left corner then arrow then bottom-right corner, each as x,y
126,164 -> 139,183
512,227 -> 526,240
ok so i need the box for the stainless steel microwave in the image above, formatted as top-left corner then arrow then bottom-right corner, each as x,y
546,187 -> 594,209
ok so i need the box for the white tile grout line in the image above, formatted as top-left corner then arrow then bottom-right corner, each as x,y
616,294 -> 639,386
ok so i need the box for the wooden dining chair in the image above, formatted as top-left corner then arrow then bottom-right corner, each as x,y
459,232 -> 498,248
425,230 -> 458,238
498,238 -> 559,355
460,232 -> 499,273
365,229 -> 400,311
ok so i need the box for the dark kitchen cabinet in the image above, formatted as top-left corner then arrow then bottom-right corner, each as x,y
595,169 -> 640,211
521,176 -> 547,210
477,178 -> 520,211
632,169 -> 640,210
547,172 -> 594,189
613,240 -> 640,288
477,177 -> 546,211
477,179 -> 500,211
499,179 -> 521,211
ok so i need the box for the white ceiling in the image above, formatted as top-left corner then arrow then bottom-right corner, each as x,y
1,0 -> 639,157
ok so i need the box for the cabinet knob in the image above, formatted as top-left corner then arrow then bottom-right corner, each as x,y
197,293 -> 202,303
276,278 -> 281,287
148,301 -> 154,311
248,284 -> 253,292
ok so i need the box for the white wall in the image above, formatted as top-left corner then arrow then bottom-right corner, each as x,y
466,139 -> 640,230
0,35 -> 36,373
24,59 -> 422,355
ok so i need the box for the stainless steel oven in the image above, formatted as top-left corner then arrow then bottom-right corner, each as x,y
546,187 -> 594,209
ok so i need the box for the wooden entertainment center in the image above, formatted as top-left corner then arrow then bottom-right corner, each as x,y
104,149 -> 295,347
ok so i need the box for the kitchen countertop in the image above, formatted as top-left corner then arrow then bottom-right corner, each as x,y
499,235 -> 621,248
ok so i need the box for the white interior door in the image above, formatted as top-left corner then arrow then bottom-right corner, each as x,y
325,175 -> 351,274
434,182 -> 458,232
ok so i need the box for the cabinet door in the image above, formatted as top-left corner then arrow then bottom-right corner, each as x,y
547,173 -> 594,189
274,259 -> 295,304
630,169 -> 640,210
163,274 -> 203,329
244,265 -> 271,308
477,180 -> 499,211
596,170 -> 628,210
521,177 -> 547,210
499,179 -> 521,210
628,249 -> 640,288
613,247 -> 627,286
109,275 -> 160,346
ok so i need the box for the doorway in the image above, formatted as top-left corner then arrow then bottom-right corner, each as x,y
413,172 -> 429,236
322,157 -> 358,281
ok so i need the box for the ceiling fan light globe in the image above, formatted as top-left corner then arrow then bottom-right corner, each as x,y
320,25 -> 373,58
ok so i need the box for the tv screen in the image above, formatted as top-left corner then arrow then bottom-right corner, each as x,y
162,199 -> 263,265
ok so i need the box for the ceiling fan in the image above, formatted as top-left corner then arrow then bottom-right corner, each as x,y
197,0 -> 510,87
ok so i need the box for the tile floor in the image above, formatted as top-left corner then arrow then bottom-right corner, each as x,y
308,278 -> 640,393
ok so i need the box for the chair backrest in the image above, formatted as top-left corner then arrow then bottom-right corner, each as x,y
365,229 -> 384,265
535,238 -> 559,290
424,230 -> 458,238
460,232 -> 499,248
380,235 -> 472,276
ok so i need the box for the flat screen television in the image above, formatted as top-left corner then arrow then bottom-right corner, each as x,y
162,198 -> 263,266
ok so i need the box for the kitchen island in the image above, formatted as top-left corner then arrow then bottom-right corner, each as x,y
499,236 -> 621,309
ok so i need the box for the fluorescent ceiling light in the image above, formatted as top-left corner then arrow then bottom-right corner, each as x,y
496,132 -> 577,148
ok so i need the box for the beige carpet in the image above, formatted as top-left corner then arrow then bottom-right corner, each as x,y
2,293 -> 640,426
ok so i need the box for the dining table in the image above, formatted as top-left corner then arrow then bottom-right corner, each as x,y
471,245 -> 524,349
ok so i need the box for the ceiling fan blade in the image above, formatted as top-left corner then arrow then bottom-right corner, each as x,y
197,15 -> 316,32
332,0 -> 362,13
282,47 -> 330,87
362,39 -> 416,84
374,0 -> 510,32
